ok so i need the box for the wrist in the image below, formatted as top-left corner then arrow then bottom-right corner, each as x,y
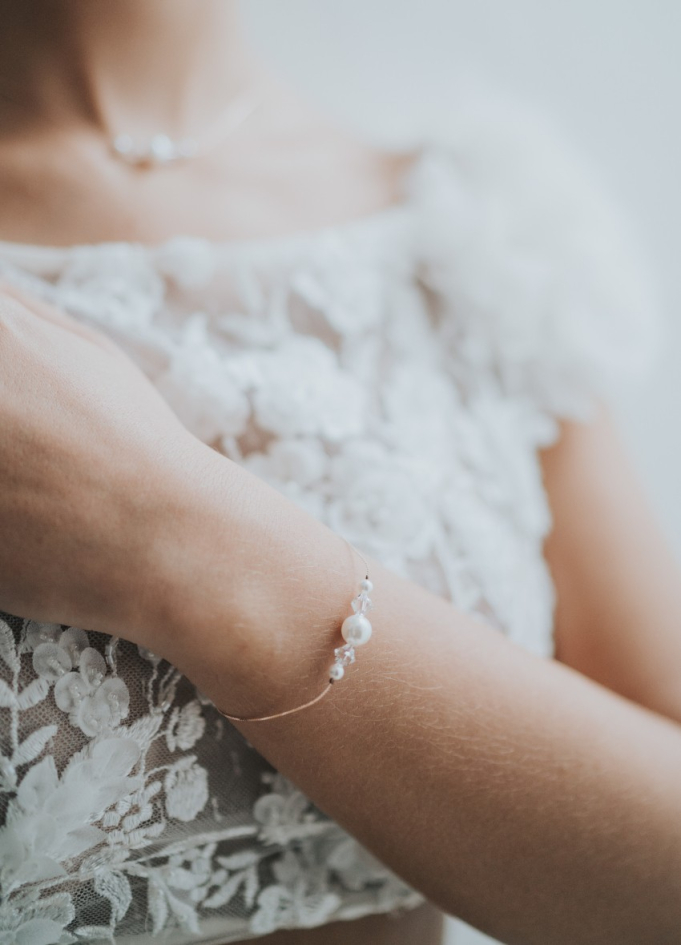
133,438 -> 357,718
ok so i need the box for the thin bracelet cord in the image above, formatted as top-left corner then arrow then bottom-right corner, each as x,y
219,537 -> 370,723
221,682 -> 334,723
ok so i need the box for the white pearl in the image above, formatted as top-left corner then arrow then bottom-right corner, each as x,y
113,133 -> 134,156
360,578 -> 373,593
329,663 -> 345,681
341,614 -> 372,646
150,133 -> 176,163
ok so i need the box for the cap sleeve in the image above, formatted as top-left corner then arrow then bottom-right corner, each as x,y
408,91 -> 660,421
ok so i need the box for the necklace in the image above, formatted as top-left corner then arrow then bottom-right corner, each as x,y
109,87 -> 261,169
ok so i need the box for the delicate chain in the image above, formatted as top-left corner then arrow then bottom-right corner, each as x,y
109,86 -> 263,169
219,537 -> 373,723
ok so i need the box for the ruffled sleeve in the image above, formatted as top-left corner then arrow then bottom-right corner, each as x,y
408,92 -> 660,420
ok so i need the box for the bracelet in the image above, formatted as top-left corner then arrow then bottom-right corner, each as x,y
218,537 -> 373,723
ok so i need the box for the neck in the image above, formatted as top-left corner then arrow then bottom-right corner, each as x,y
0,0 -> 257,137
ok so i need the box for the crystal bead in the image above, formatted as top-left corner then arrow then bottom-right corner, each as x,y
334,644 -> 356,667
351,593 -> 373,615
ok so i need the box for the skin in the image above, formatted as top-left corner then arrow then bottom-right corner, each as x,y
0,2 -> 680,943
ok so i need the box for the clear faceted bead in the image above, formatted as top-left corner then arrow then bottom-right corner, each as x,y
351,592 -> 373,615
334,644 -> 356,667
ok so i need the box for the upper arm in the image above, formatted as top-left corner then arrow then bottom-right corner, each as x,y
541,404 -> 681,723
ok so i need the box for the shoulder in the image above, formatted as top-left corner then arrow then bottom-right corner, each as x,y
406,88 -> 660,420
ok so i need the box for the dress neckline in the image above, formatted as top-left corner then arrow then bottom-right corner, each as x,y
0,143 -> 431,265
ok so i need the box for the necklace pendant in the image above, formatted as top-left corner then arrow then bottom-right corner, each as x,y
108,88 -> 261,170
112,132 -> 198,168
148,133 -> 177,164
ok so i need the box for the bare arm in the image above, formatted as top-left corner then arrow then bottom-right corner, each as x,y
143,419 -> 681,945
543,406 -> 681,722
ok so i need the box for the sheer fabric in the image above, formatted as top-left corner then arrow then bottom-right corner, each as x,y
0,104 -> 655,945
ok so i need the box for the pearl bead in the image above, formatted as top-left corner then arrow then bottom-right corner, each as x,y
329,663 -> 345,681
341,613 -> 372,646
113,133 -> 134,156
360,578 -> 373,593
150,133 -> 176,163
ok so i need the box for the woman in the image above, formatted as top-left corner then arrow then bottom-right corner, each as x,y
0,2 -> 679,944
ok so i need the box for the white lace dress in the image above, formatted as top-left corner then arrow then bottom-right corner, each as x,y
0,107 -> 655,945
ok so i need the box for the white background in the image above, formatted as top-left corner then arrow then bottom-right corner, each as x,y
241,2 -> 681,942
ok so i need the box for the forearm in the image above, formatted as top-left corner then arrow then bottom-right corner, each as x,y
142,441 -> 681,945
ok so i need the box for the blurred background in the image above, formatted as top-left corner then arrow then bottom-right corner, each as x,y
241,1 -> 680,941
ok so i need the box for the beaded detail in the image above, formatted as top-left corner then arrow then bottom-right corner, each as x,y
331,578 -> 373,683
219,544 -> 373,721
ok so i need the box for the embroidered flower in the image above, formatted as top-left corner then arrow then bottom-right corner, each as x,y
57,628 -> 90,665
53,646 -> 130,737
155,314 -> 251,442
0,739 -> 141,893
155,237 -> 218,290
166,701 -> 206,753
0,890 -> 75,945
243,437 -> 328,488
164,757 -> 209,823
380,361 -> 460,468
30,625 -> 89,683
23,622 -> 62,652
56,244 -> 165,332
203,850 -> 261,910
253,773 -> 329,847
31,644 -> 72,682
291,231 -> 386,336
103,781 -> 165,850
249,849 -> 341,936
154,843 -> 259,915
326,440 -> 438,563
250,336 -> 367,442
164,844 -> 216,901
